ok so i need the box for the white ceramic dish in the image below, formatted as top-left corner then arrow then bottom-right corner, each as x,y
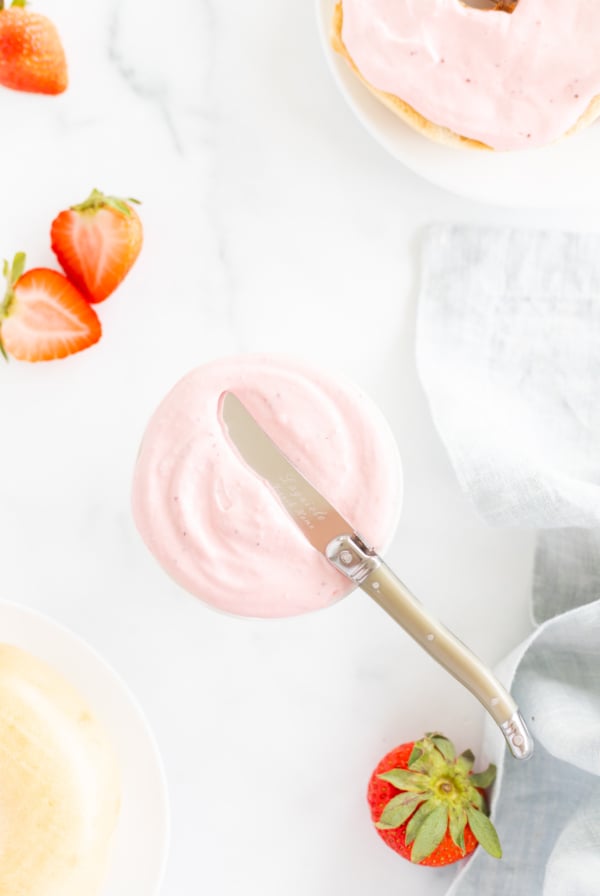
317,0 -> 600,208
0,600 -> 169,896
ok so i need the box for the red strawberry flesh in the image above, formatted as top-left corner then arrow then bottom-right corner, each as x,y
0,257 -> 101,362
51,189 -> 143,303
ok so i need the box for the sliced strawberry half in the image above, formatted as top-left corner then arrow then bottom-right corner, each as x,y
50,188 -> 143,304
0,253 -> 101,362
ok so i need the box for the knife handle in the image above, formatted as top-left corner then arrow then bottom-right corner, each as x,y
326,534 -> 533,760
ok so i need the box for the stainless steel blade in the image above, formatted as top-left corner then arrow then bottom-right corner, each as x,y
222,392 -> 357,554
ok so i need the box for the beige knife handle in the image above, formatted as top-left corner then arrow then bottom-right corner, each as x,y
326,534 -> 533,760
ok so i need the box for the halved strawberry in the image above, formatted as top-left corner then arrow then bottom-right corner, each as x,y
0,253 -> 101,362
51,188 -> 143,304
0,0 -> 68,95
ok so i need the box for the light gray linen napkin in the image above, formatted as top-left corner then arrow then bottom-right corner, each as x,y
416,226 -> 600,895
417,227 -> 600,528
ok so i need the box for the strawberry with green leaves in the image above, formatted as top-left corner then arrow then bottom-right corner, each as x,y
0,253 -> 101,362
0,0 -> 68,95
368,733 -> 501,867
51,189 -> 143,304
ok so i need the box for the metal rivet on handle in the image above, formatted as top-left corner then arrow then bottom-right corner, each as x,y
340,550 -> 354,565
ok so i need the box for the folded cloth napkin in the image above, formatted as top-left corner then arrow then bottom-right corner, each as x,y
416,226 -> 600,896
418,227 -> 600,528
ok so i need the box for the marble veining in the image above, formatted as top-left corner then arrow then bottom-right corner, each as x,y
1,0 -> 596,894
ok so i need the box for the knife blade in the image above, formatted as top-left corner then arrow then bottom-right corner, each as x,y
221,391 -> 356,554
222,391 -> 533,760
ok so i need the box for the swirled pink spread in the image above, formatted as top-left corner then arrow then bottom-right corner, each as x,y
341,0 -> 600,150
132,356 -> 401,618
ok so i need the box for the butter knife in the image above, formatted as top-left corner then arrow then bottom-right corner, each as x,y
222,392 -> 533,760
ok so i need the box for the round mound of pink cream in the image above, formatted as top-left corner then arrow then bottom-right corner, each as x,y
132,355 -> 402,618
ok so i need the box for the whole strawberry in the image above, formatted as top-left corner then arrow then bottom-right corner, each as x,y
51,188 -> 143,304
368,733 -> 501,866
0,0 -> 67,95
0,253 -> 101,362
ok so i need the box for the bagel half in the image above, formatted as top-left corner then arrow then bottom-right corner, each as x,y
331,1 -> 600,151
0,644 -> 120,896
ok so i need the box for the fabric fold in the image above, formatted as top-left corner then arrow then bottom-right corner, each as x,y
417,226 -> 600,528
416,225 -> 600,895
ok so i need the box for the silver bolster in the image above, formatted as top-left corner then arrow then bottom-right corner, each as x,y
501,711 -> 534,760
326,534 -> 381,585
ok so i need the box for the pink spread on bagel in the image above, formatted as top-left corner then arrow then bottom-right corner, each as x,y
341,0 -> 600,150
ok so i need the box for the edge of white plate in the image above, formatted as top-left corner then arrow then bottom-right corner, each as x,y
0,599 -> 170,896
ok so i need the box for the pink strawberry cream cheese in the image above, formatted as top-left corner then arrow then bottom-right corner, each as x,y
132,355 -> 401,618
340,0 -> 600,150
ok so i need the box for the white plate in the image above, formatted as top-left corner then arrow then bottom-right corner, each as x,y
317,0 -> 600,208
0,600 -> 170,896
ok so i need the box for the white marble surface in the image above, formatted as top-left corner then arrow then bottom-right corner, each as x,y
2,1 -> 600,893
